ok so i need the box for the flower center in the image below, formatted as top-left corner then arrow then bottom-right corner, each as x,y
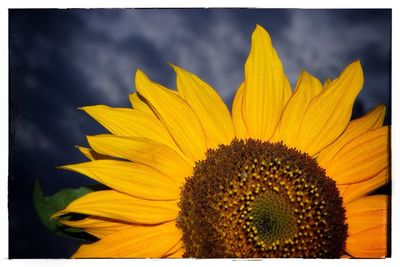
177,139 -> 347,258
249,191 -> 297,245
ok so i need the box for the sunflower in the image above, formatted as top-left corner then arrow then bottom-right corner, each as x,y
52,25 -> 389,258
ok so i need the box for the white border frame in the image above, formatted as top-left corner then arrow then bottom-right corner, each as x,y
1,1 -> 398,267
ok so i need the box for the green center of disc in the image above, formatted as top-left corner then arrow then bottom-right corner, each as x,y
249,191 -> 297,245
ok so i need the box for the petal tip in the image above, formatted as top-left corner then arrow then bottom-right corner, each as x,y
135,69 -> 152,94
77,106 -> 89,112
50,209 -> 66,219
376,104 -> 386,113
300,70 -> 311,78
169,63 -> 189,77
253,24 -> 271,41
78,105 -> 108,114
168,62 -> 179,71
336,60 -> 364,89
135,68 -> 143,77
349,59 -> 363,73
58,162 -> 90,173
254,24 -> 266,32
57,164 -> 73,171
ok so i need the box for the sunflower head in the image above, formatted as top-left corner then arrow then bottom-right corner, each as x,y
178,139 -> 347,258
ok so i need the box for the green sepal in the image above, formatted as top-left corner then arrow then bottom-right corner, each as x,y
33,179 -> 104,241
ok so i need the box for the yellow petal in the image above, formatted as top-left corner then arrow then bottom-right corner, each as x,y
167,248 -> 184,258
271,71 -> 322,146
204,135 -> 221,149
60,216 -> 132,239
172,65 -> 235,147
338,184 -> 349,197
231,83 -> 249,139
342,168 -> 389,204
295,61 -> 364,155
76,146 -> 94,160
53,190 -> 179,224
340,254 -> 352,259
80,105 -> 179,153
87,135 -> 193,184
323,77 -> 332,88
76,146 -> 113,161
60,160 -> 180,200
345,195 -> 388,236
73,221 -> 181,258
241,25 -> 292,140
325,126 -> 389,184
346,225 -> 387,258
135,69 -> 207,161
129,92 -> 157,117
317,104 -> 386,167
164,240 -> 183,257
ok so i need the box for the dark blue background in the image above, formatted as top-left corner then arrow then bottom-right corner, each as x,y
9,9 -> 391,258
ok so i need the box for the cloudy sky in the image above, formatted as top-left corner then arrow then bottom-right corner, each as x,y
9,9 -> 391,258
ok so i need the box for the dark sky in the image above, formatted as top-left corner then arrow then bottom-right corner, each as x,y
9,9 -> 391,258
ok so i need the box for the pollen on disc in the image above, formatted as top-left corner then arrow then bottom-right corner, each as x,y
177,139 -> 347,258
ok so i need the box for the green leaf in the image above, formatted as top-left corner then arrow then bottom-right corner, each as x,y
33,180 -> 105,241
